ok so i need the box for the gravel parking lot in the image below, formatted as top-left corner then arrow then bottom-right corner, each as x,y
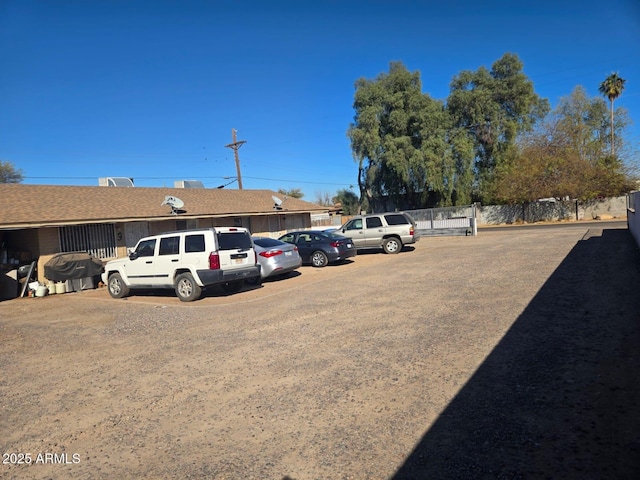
1,221 -> 639,479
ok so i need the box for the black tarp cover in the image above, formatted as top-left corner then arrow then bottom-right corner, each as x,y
44,252 -> 104,281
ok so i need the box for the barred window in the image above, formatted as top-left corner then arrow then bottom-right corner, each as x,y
59,224 -> 117,259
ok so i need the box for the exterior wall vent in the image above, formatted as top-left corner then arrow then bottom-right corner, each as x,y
174,180 -> 205,188
99,177 -> 135,187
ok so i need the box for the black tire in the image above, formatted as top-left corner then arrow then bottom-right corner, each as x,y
382,237 -> 402,254
107,272 -> 130,298
310,250 -> 329,267
221,280 -> 244,293
175,272 -> 202,302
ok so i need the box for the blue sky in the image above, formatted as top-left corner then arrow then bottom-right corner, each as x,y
1,0 -> 639,200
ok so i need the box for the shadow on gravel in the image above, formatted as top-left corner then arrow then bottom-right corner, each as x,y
394,228 -> 640,479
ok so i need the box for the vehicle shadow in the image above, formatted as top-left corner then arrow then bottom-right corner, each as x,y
298,259 -> 356,267
260,270 -> 302,282
126,278 -> 270,300
354,246 -> 415,255
393,228 -> 640,479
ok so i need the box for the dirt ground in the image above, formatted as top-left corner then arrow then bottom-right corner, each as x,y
1,221 -> 639,480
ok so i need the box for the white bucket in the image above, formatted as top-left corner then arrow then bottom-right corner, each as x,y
47,281 -> 56,294
35,285 -> 48,297
55,282 -> 66,294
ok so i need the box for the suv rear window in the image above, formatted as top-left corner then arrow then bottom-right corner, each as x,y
185,234 -> 205,253
384,214 -> 410,225
366,217 -> 383,228
217,232 -> 252,251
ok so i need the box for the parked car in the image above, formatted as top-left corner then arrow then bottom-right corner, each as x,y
278,230 -> 356,267
250,236 -> 302,281
336,212 -> 419,254
101,227 -> 260,302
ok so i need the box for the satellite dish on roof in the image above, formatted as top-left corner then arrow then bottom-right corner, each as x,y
161,195 -> 185,215
272,195 -> 288,210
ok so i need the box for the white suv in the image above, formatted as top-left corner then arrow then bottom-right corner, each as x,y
102,227 -> 260,302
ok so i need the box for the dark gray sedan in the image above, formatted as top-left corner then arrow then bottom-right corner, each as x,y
278,230 -> 357,267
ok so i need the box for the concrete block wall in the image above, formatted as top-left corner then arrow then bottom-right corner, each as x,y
479,196 -> 629,225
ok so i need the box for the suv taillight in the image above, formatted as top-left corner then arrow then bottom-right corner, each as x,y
209,252 -> 220,270
410,226 -> 414,236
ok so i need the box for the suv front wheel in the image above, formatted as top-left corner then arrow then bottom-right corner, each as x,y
108,272 -> 130,298
382,237 -> 402,254
175,272 -> 202,302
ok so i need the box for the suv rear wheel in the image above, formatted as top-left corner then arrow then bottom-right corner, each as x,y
175,272 -> 202,302
382,237 -> 402,254
311,250 -> 329,267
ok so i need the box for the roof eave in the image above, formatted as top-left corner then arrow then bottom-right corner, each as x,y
0,208 -> 329,230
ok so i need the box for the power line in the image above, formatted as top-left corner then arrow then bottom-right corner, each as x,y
22,174 -> 354,187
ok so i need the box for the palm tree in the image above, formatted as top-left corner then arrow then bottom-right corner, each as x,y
598,72 -> 626,155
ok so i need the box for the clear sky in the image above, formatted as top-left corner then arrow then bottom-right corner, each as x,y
1,0 -> 639,200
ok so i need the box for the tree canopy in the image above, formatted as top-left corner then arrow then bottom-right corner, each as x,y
332,188 -> 360,215
348,55 -> 633,208
348,61 -> 474,210
0,161 -> 23,183
277,188 -> 304,199
489,86 -> 632,203
446,53 -> 550,200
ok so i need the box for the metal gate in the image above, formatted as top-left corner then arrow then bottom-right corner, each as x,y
405,204 -> 478,236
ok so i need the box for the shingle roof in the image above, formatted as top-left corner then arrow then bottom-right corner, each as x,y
0,184 -> 327,228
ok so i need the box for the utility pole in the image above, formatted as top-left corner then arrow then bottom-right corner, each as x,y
224,129 -> 246,189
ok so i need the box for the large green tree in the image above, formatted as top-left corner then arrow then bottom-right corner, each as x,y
348,62 -> 474,210
598,72 -> 626,156
554,86 -> 611,162
446,53 -> 550,201
0,161 -> 23,183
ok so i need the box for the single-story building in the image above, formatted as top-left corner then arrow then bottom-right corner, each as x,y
0,183 -> 328,293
